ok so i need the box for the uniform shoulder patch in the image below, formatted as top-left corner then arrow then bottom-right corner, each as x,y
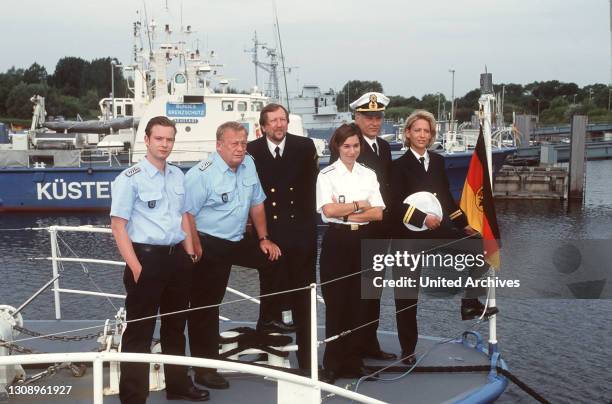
358,162 -> 374,173
198,160 -> 213,171
124,166 -> 141,177
321,165 -> 336,174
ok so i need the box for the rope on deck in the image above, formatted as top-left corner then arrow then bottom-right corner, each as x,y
368,364 -> 551,404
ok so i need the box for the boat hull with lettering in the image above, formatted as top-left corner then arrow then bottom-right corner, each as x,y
0,148 -> 513,211
0,167 -> 117,211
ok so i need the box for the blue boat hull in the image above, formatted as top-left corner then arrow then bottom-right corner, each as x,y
0,149 -> 514,211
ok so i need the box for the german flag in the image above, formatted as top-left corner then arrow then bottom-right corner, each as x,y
459,126 -> 501,269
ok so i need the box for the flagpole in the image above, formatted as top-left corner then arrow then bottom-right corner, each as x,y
479,90 -> 498,354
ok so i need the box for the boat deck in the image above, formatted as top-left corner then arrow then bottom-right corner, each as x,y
5,320 -> 505,403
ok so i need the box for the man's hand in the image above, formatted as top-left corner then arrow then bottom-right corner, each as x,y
131,264 -> 143,283
260,239 -> 281,261
424,214 -> 441,230
194,239 -> 203,263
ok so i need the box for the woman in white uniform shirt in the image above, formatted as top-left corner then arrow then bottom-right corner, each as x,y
316,123 -> 385,381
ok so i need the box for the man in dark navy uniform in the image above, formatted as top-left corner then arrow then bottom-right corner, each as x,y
331,92 -> 396,361
247,103 -> 319,370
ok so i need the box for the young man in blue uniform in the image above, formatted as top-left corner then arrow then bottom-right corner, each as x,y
185,121 -> 282,390
110,116 -> 209,403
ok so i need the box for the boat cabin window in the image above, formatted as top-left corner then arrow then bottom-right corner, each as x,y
29,155 -> 55,167
251,101 -> 264,112
237,101 -> 247,112
116,106 -> 122,116
222,101 -> 234,111
175,73 -> 186,84
126,104 -> 133,116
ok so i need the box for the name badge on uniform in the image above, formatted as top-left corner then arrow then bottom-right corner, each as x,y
148,200 -> 156,209
222,193 -> 228,203
338,195 -> 345,203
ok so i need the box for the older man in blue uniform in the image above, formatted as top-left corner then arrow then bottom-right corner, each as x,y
110,116 -> 209,403
185,121 -> 282,390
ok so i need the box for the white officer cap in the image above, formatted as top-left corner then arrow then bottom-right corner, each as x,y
349,92 -> 390,114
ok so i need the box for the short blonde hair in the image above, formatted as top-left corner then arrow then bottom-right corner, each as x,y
403,110 -> 437,148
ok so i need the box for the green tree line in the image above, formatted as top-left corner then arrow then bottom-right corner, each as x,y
3,61 -> 611,126
336,80 -> 612,124
0,57 -> 127,123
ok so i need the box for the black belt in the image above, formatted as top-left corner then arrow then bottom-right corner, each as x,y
329,223 -> 369,231
132,242 -> 180,255
197,231 -> 243,243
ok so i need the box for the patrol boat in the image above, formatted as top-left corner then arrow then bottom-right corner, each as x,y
0,12 -> 514,211
0,223 -> 511,404
0,14 -> 310,212
0,89 -> 537,403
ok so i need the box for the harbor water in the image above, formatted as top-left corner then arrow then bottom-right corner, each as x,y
1,159 -> 611,403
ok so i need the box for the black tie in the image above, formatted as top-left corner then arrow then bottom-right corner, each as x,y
274,146 -> 281,160
372,142 -> 378,156
419,156 -> 425,171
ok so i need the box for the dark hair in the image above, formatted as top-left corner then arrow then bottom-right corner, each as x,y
259,103 -> 289,127
216,121 -> 248,141
145,116 -> 176,136
329,123 -> 361,155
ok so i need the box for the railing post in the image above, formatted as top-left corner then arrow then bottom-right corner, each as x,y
488,285 -> 498,353
309,283 -> 318,381
93,356 -> 104,403
49,227 -> 62,320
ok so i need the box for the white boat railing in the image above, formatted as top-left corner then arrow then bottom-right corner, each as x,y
43,225 -> 268,320
11,225 -> 386,403
0,352 -> 384,404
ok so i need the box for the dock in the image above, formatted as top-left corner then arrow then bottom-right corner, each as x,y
494,165 -> 567,199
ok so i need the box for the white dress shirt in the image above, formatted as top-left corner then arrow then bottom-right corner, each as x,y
410,148 -> 430,171
266,136 -> 287,158
363,136 -> 379,155
316,159 -> 385,225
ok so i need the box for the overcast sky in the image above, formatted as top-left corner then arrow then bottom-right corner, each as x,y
1,0 -> 609,99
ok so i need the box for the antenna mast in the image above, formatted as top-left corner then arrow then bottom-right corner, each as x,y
273,1 -> 291,111
245,31 -> 267,87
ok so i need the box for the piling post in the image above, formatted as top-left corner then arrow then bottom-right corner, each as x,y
515,115 -> 533,147
568,115 -> 587,201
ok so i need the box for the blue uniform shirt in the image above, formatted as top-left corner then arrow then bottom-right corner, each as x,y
110,157 -> 189,245
185,152 -> 266,242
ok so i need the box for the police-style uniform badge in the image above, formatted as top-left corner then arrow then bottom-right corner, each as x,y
148,200 -> 156,209
222,193 -> 228,203
125,166 -> 141,177
199,160 -> 212,171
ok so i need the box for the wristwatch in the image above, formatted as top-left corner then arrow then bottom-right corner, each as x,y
259,235 -> 270,241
